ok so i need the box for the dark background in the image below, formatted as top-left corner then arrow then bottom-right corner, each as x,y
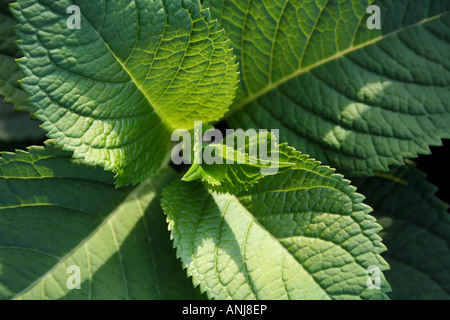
415,139 -> 450,206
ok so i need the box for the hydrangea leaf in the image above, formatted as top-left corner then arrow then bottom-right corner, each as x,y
204,0 -> 450,177
0,142 -> 204,300
354,164 -> 450,300
182,128 -> 294,193
162,147 -> 390,300
12,0 -> 239,186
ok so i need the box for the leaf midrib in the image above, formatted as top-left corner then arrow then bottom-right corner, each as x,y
225,193 -> 332,300
75,2 -> 174,130
227,11 -> 449,117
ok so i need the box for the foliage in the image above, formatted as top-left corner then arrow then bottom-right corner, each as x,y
0,0 -> 448,300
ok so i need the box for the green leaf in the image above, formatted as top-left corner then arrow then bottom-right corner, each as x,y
204,0 -> 450,177
12,0 -> 239,186
182,127 -> 294,193
0,100 -> 43,142
162,146 -> 390,300
0,9 -> 33,113
0,142 -> 204,300
354,164 -> 450,300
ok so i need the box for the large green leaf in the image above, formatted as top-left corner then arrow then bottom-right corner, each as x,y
162,146 -> 390,300
0,142 -> 203,300
204,0 -> 450,177
354,165 -> 450,300
12,0 -> 239,186
0,8 -> 32,113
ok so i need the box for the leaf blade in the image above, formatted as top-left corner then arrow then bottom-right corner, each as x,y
13,0 -> 239,185
162,146 -> 390,300
205,0 -> 450,177
0,142 -> 203,300
182,128 -> 294,193
354,164 -> 450,300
